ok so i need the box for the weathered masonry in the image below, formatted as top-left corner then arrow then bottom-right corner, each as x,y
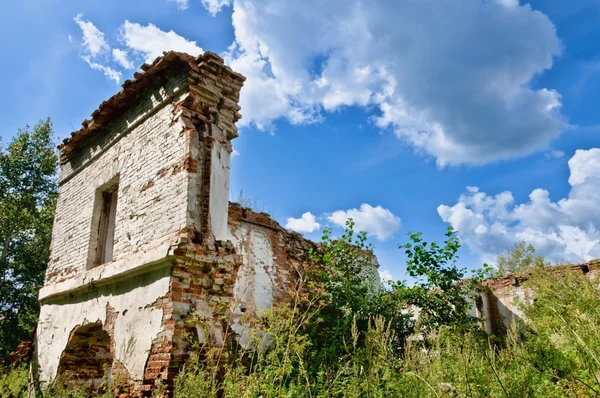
36,51 -> 316,396
468,260 -> 600,336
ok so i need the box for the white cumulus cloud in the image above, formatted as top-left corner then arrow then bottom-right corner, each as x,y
199,0 -> 565,165
328,204 -> 401,241
120,21 -> 203,63
74,14 -> 121,83
81,56 -> 121,84
201,0 -> 232,15
438,148 -> 600,263
169,0 -> 190,10
112,48 -> 134,69
285,212 -> 320,233
74,13 -> 109,57
74,14 -> 206,82
378,269 -> 395,282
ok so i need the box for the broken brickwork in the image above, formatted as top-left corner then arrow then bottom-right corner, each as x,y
29,49 -> 595,396
469,260 -> 600,336
35,51 -> 320,397
55,322 -> 112,393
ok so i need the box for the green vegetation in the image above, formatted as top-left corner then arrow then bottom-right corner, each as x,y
0,364 -> 29,397
0,121 -> 598,397
0,119 -> 57,358
487,240 -> 547,278
233,189 -> 270,214
0,364 -> 119,398
2,220 -> 599,397
168,224 -> 600,397
399,227 -> 475,334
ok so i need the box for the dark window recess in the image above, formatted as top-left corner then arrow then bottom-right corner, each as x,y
94,185 -> 118,266
582,264 -> 590,274
475,297 -> 484,314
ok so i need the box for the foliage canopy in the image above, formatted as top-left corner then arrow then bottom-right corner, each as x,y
488,240 -> 547,278
0,119 -> 57,358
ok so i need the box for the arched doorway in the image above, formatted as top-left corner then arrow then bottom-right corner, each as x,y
56,321 -> 113,394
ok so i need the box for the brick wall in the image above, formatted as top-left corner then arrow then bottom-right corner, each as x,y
37,52 -> 248,395
471,260 -> 600,336
35,51 -> 328,397
46,72 -> 190,283
136,203 -> 318,396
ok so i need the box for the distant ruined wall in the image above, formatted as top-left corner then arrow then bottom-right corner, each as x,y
469,261 -> 600,336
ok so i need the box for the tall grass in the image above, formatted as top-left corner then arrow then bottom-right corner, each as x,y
2,232 -> 599,397
171,265 -> 600,397
0,364 -> 29,398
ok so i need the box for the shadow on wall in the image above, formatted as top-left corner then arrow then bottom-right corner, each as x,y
65,66 -> 187,173
477,261 -> 599,337
485,287 -> 523,336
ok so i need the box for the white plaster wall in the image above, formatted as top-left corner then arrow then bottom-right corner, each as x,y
480,293 -> 493,334
229,222 -> 275,345
113,306 -> 164,380
209,142 -> 233,242
467,293 -> 493,334
496,286 -> 529,330
193,300 -> 224,347
232,223 -> 274,312
36,267 -> 170,383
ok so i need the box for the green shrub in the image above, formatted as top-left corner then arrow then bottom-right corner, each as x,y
173,228 -> 600,397
14,225 -> 600,397
0,364 -> 29,398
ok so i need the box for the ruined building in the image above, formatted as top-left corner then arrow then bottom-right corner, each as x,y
34,49 -> 577,397
36,51 -> 316,395
469,260 -> 600,336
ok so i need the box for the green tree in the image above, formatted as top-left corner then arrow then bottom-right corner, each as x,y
0,119 -> 57,357
308,219 -> 411,362
399,227 -> 476,334
490,240 -> 546,278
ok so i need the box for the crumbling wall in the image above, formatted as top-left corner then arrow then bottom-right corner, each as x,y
173,52 -> 244,245
46,71 -> 191,284
226,203 -> 318,344
139,204 -> 318,394
472,261 -> 600,336
35,51 -> 329,397
56,322 -> 112,393
36,52 -> 248,396
37,264 -> 171,390
228,203 -> 317,302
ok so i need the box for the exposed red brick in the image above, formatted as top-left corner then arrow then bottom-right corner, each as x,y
140,180 -> 154,192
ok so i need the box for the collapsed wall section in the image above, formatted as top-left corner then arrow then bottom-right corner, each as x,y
470,260 -> 600,336
172,52 -> 244,245
228,202 -> 317,307
158,203 -> 318,391
37,265 -> 172,392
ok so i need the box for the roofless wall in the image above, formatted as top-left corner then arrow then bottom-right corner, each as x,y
37,51 -> 248,395
35,50 -> 323,397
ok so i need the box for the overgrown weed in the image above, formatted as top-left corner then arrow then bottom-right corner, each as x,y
5,226 -> 600,397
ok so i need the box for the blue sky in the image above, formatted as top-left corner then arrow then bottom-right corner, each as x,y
2,0 -> 600,281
